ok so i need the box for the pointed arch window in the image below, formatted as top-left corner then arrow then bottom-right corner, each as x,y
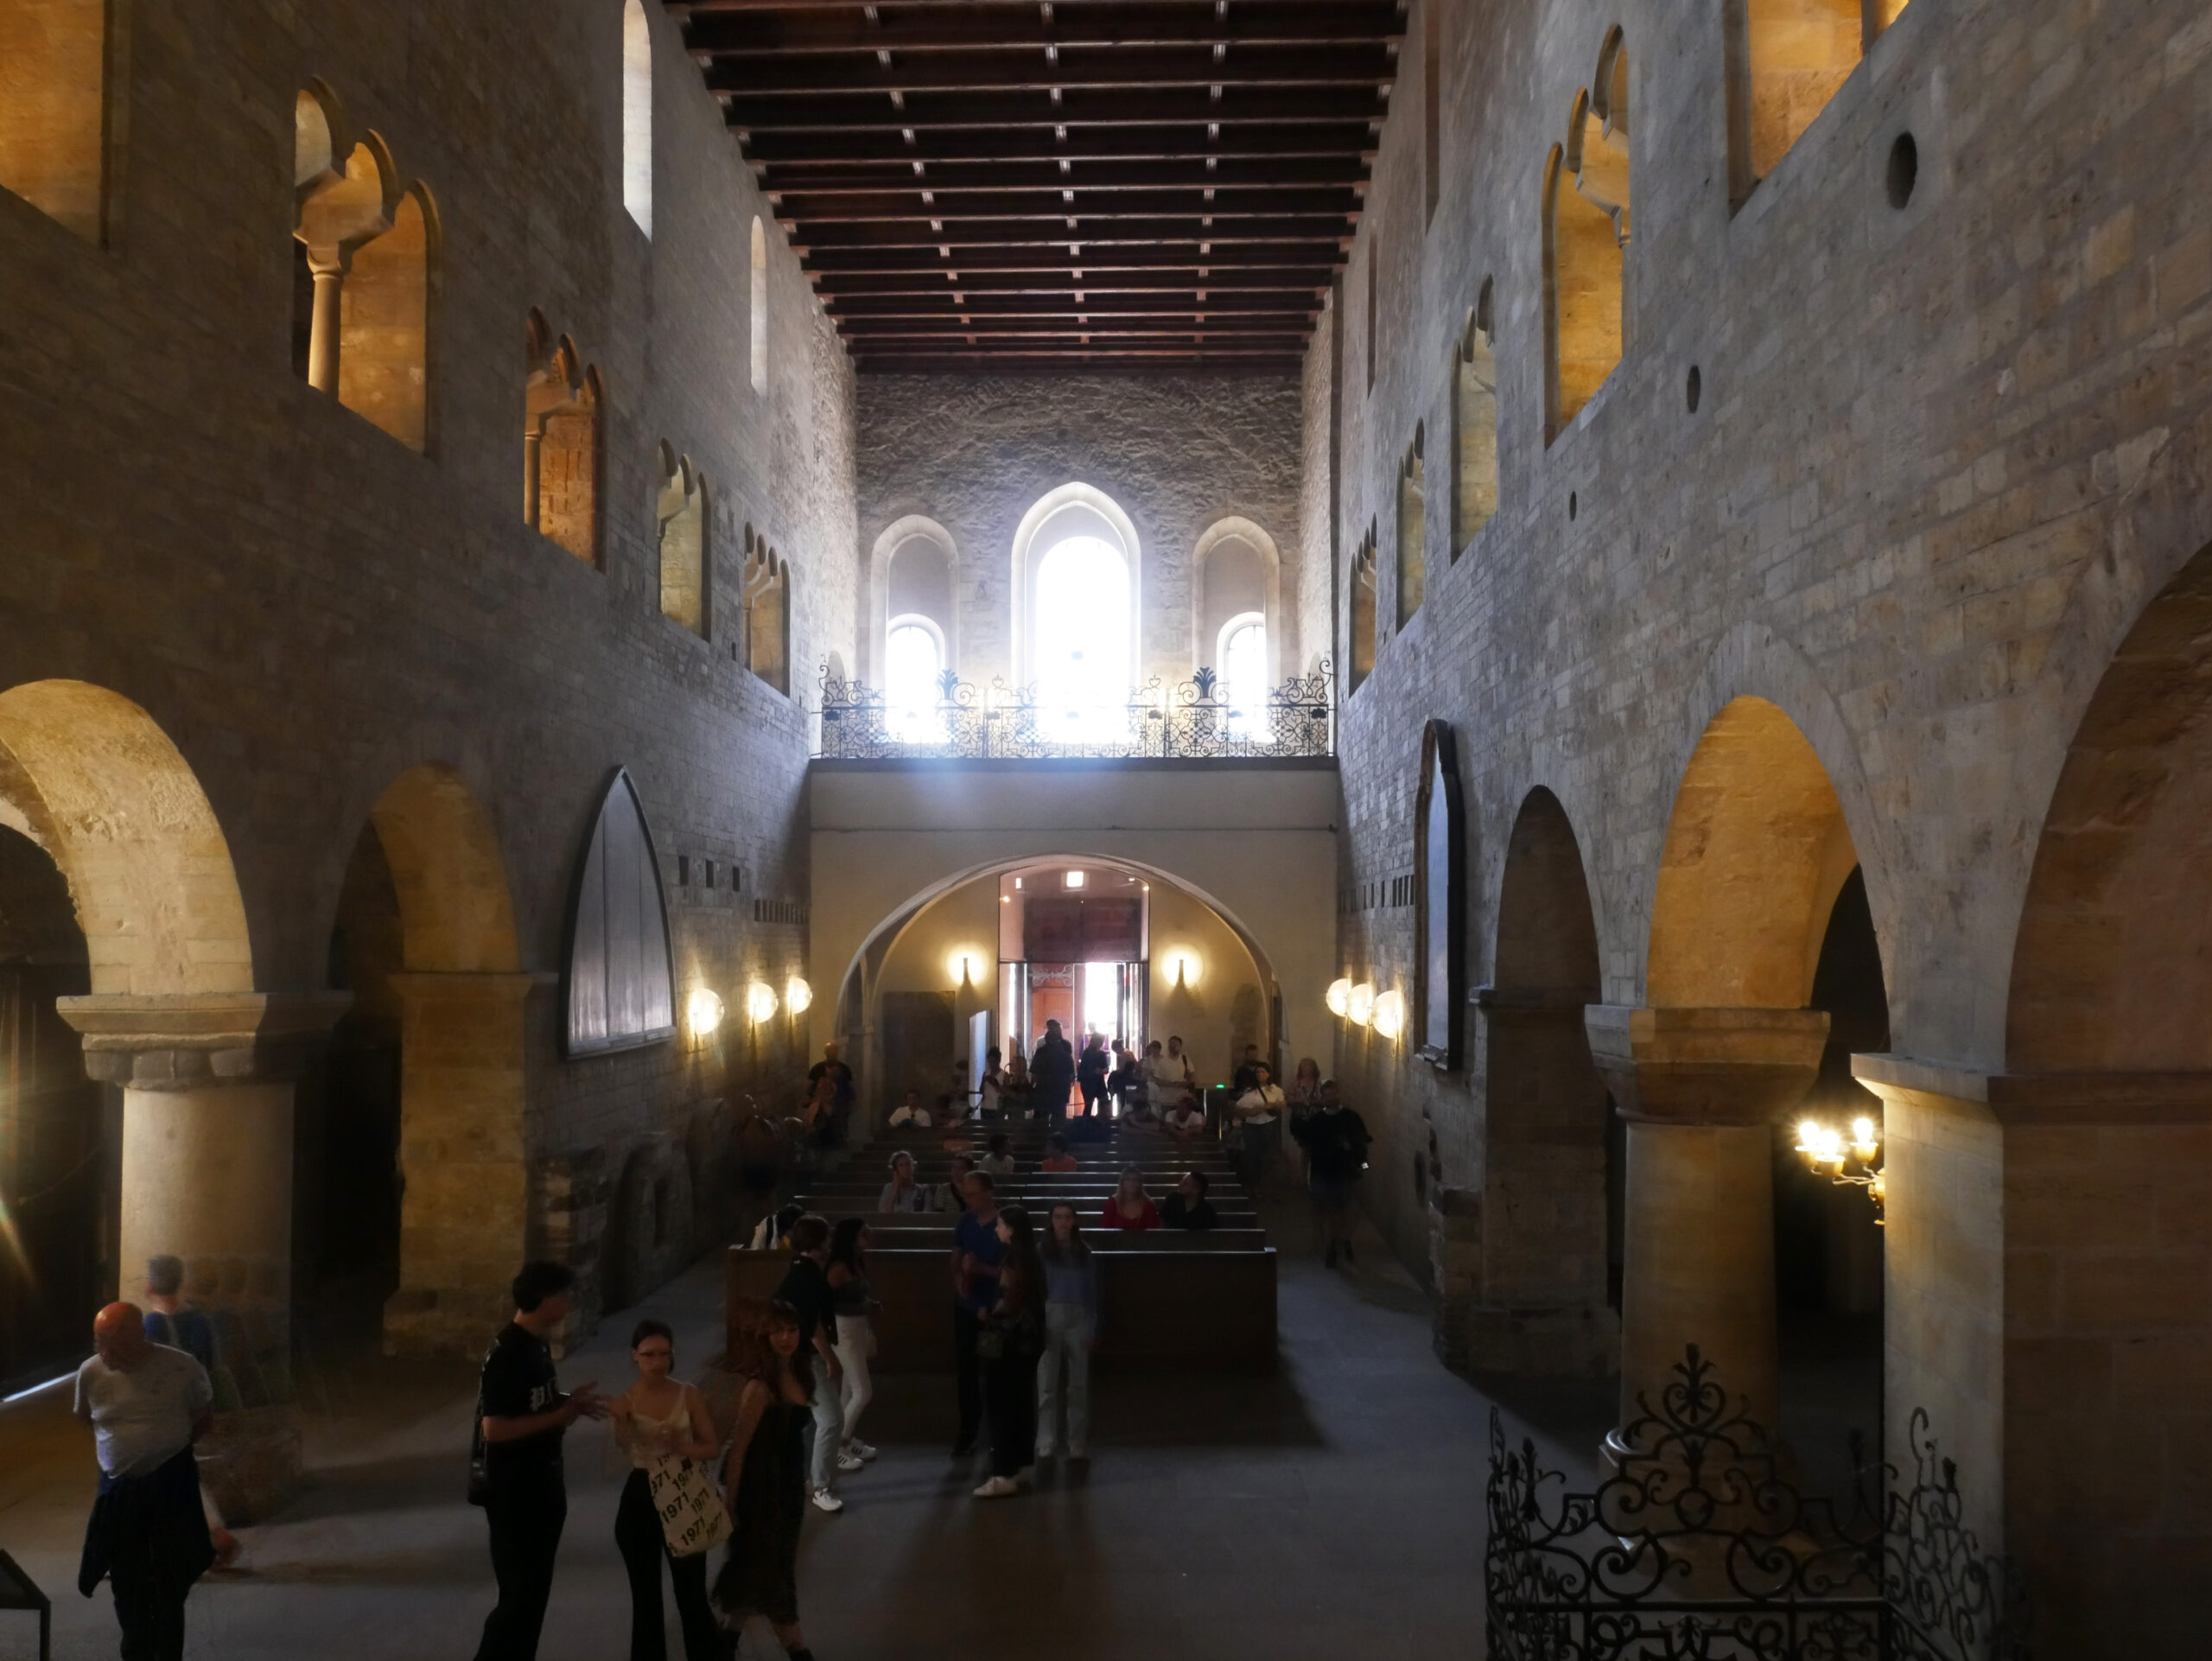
1452,281 -> 1500,554
1012,486 -> 1142,742
749,217 -> 768,393
1543,31 -> 1631,443
621,0 -> 652,235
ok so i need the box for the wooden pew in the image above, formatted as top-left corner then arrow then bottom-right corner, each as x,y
726,1243 -> 1277,1374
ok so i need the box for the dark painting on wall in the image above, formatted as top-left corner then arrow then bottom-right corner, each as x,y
1415,719 -> 1465,1069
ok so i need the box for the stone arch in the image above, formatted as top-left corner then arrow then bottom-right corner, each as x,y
340,181 -> 437,451
741,527 -> 791,694
1543,30 -> 1631,443
1396,426 -> 1427,627
524,326 -> 603,567
1453,786 -> 1616,1373
868,514 -> 958,684
0,0 -> 112,241
749,215 -> 768,392
656,443 -> 709,639
1010,482 -> 1143,690
1191,516 -> 1281,684
1453,280 -> 1500,554
1349,530 -> 1378,690
0,679 -> 253,996
293,121 -> 402,394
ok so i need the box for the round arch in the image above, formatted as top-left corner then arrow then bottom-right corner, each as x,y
364,763 -> 520,973
1191,515 -> 1283,682
1010,483 -> 1143,690
0,679 -> 253,996
866,513 -> 959,684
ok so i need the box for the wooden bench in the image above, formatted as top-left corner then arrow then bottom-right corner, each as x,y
839,1226 -> 1270,1251
727,1244 -> 1277,1374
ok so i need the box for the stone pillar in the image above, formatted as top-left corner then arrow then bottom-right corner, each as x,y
1585,1005 -> 1827,1445
304,247 -> 348,394
55,990 -> 350,1522
382,971 -> 542,1357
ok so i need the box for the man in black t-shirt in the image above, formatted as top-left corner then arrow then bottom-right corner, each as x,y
1160,1171 -> 1220,1231
471,1261 -> 605,1661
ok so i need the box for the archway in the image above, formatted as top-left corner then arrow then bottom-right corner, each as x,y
1459,787 -> 1614,1375
1618,694 -> 1880,1445
1999,538 -> 2212,1653
321,765 -> 527,1356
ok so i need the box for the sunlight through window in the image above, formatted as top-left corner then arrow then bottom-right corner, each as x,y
885,617 -> 944,741
1033,535 -> 1130,741
1219,614 -> 1267,736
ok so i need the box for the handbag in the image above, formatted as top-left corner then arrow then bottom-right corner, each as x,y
647,1453 -> 734,1557
466,1381 -> 491,1507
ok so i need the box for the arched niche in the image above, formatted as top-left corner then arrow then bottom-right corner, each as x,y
656,443 -> 709,639
741,528 -> 791,695
564,768 -> 676,1057
621,0 -> 652,235
868,514 -> 958,684
1453,280 -> 1500,554
1397,427 -> 1427,627
524,321 -> 603,567
1414,719 -> 1465,1067
1192,516 -> 1281,684
1543,31 -> 1631,443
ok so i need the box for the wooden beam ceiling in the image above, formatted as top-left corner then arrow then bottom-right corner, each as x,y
670,0 -> 1400,370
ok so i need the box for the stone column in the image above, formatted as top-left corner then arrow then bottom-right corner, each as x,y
381,971 -> 543,1358
56,990 -> 350,1522
303,246 -> 349,394
1584,1005 -> 1827,1445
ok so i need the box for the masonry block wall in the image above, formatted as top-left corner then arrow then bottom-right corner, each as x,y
0,0 -> 858,1343
1309,0 -> 2212,1645
855,372 -> 1306,689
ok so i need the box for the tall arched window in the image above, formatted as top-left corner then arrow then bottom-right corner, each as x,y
621,0 -> 652,235
1012,486 -> 1142,740
749,217 -> 768,393
1397,429 -> 1427,627
1453,281 -> 1500,554
885,615 -> 946,741
1217,613 -> 1268,735
655,444 -> 708,637
1192,517 -> 1281,687
524,321 -> 603,567
1543,31 -> 1631,443
0,0 -> 108,241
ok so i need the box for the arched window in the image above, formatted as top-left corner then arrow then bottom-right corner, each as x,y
1730,1 -> 1897,203
341,184 -> 435,451
1350,534 -> 1378,693
749,217 -> 768,393
885,615 -> 946,741
1453,281 -> 1500,554
524,321 -> 603,567
1192,517 -> 1281,686
741,530 -> 790,694
621,0 -> 652,235
656,445 -> 708,637
1544,31 -> 1631,443
0,0 -> 108,241
1397,429 -> 1427,627
1011,485 -> 1142,740
1217,614 -> 1268,735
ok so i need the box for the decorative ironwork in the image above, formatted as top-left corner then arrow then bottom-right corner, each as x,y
1486,1346 -> 2022,1661
812,660 -> 1334,759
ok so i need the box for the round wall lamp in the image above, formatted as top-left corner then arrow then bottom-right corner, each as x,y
785,976 -> 813,1015
1370,989 -> 1406,1042
685,987 -> 725,1041
1325,977 -> 1351,1018
1346,983 -> 1376,1027
745,982 -> 779,1024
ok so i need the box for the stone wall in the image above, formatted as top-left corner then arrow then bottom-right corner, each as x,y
0,0 -> 859,1346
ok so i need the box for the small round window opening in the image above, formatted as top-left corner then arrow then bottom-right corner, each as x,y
1686,366 -> 1702,415
1886,133 -> 1918,211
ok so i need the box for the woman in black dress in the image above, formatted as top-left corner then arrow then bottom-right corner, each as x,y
973,1203 -> 1046,1499
714,1298 -> 819,1659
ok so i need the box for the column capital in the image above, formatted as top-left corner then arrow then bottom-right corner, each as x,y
55,990 -> 353,1089
1584,1003 -> 1828,1125
1853,1052 -> 2212,1126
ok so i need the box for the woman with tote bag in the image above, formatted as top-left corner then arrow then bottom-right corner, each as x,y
607,1319 -> 728,1661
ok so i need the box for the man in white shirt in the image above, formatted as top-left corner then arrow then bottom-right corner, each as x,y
1163,1093 -> 1208,1141
887,1090 -> 933,1129
74,1301 -> 217,1659
1234,1062 -> 1287,1191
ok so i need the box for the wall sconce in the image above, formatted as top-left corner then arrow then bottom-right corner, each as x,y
1370,989 -> 1405,1041
1346,983 -> 1376,1027
785,977 -> 812,1016
745,982 -> 779,1024
947,951 -> 982,987
1795,1114 -> 1887,1222
1325,977 -> 1351,1018
1162,949 -> 1201,989
685,987 -> 725,1041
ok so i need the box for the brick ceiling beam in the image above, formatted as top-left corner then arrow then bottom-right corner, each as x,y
792,215 -> 1352,251
737,121 -> 1376,162
772,185 -> 1363,220
719,85 -> 1389,131
677,1 -> 1404,54
702,45 -> 1396,97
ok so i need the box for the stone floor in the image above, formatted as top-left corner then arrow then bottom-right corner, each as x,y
0,1199 -> 1877,1661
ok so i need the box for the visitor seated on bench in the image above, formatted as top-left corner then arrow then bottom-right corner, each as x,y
1160,1171 -> 1218,1231
930,1154 -> 977,1214
976,1133 -> 1019,1178
1102,1168 -> 1159,1232
879,1150 -> 928,1213
939,1090 -> 974,1127
888,1090 -> 933,1129
1162,1094 -> 1207,1141
749,1201 -> 805,1251
1039,1134 -> 1078,1174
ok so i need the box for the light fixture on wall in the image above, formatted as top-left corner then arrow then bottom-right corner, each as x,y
685,987 -> 725,1041
745,982 -> 779,1024
1325,977 -> 1351,1018
947,950 -> 982,988
1162,949 -> 1201,989
785,976 -> 812,1015
1346,982 -> 1376,1027
1794,1114 -> 1887,1223
1371,989 -> 1405,1042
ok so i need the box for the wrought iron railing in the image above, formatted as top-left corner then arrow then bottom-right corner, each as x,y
1487,1345 -> 2022,1661
812,661 -> 1335,759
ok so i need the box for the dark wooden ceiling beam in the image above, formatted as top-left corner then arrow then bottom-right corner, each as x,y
739,122 -> 1376,163
757,156 -> 1368,194
810,269 -> 1332,295
849,345 -> 1307,363
802,241 -> 1343,274
683,2 -> 1402,55
721,86 -> 1389,132
824,290 -> 1319,316
703,45 -> 1395,98
794,215 -> 1351,251
773,186 -> 1362,220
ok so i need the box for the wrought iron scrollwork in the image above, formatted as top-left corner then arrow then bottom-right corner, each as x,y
812,659 -> 1335,759
1485,1345 -> 2024,1661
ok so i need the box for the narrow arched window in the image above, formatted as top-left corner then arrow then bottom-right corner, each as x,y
885,616 -> 946,741
1397,432 -> 1427,627
749,217 -> 768,393
1543,34 -> 1631,443
656,446 -> 708,637
1033,536 -> 1131,741
1452,283 -> 1500,553
621,0 -> 652,235
0,0 -> 108,240
1218,614 -> 1268,735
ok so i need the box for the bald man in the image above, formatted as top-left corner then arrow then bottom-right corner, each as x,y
74,1301 -> 215,1660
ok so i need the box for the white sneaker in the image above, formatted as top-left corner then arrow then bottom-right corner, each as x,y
836,1449 -> 866,1473
810,1487 -> 844,1514
848,1439 -> 879,1461
972,1475 -> 1020,1499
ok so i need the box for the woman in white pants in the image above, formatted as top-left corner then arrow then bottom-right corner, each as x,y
1035,1201 -> 1097,1462
825,1218 -> 880,1468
